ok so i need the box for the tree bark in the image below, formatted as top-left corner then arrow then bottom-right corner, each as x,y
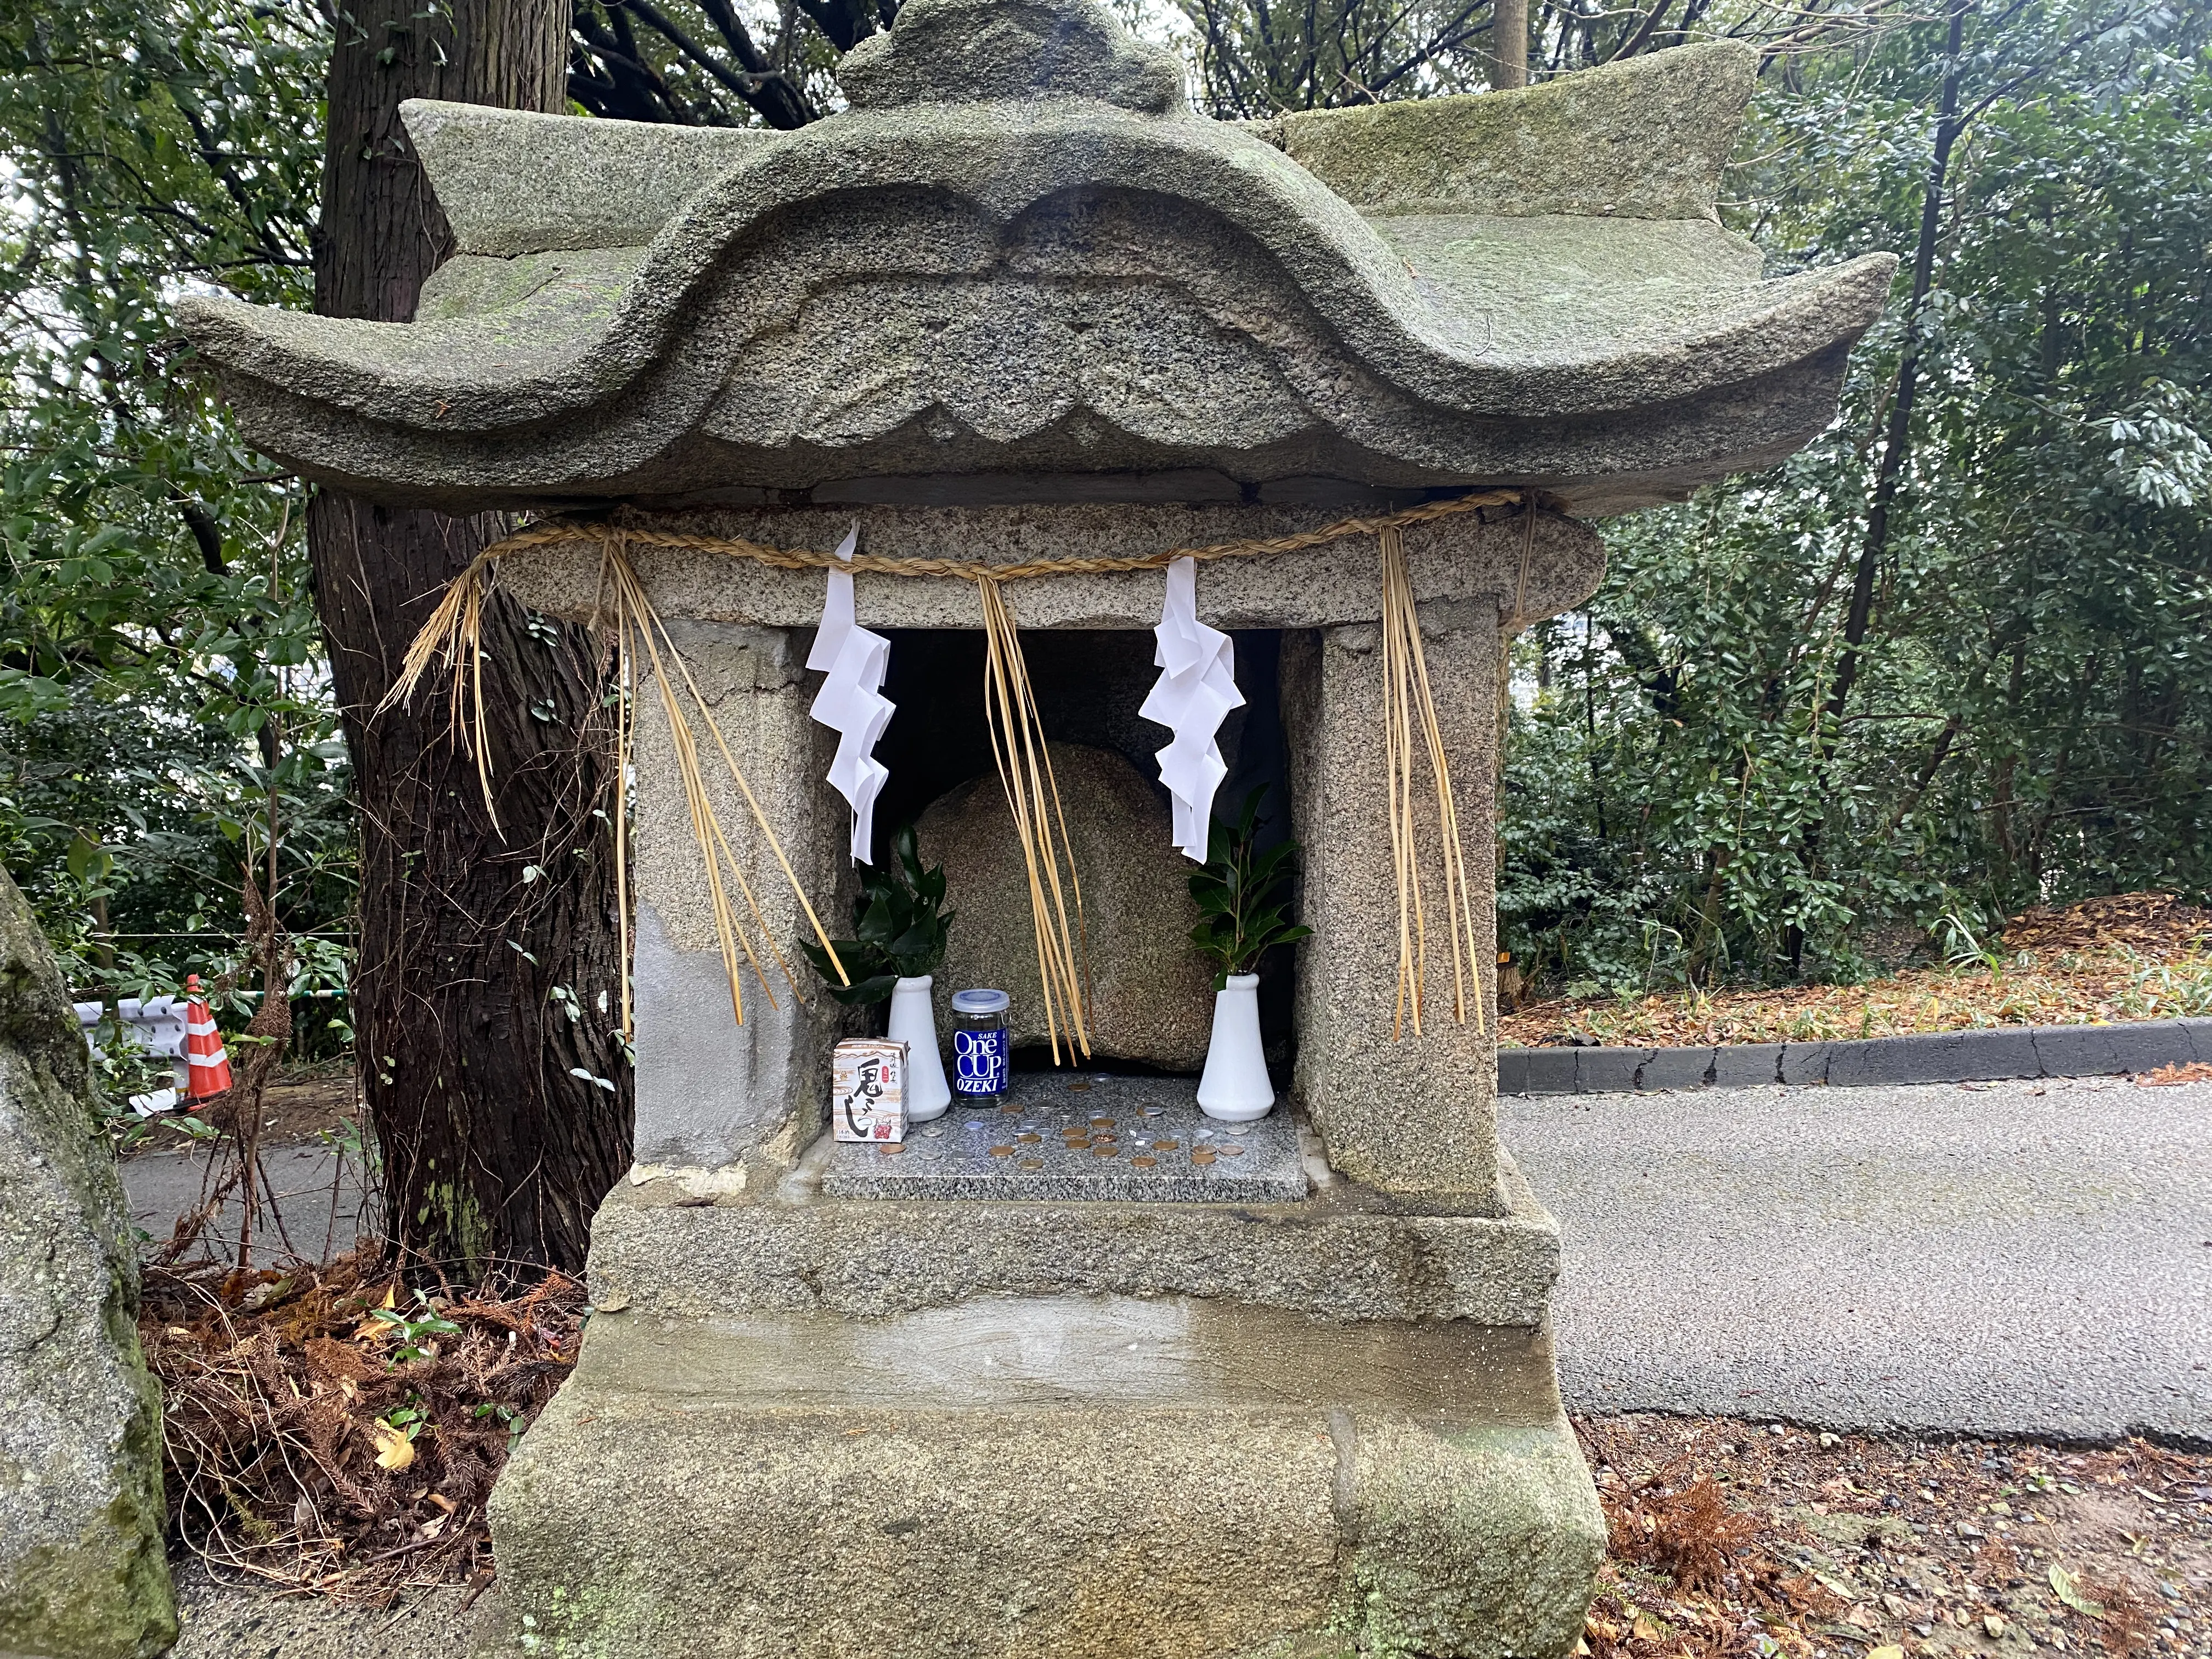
1488,0 -> 1529,88
311,0 -> 631,1276
1822,0 -> 1969,730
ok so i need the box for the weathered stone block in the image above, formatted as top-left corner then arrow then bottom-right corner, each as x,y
1705,1043 -> 1780,1089
1496,1047 -> 1529,1096
486,1297 -> 1601,1659
629,621 -> 847,1181
1637,1046 -> 1714,1091
593,1155 -> 1562,1327
2102,1019 -> 2193,1075
918,744 -> 1215,1069
1283,622 -> 1502,1205
1519,1049 -> 1578,1096
1573,1047 -> 1649,1093
0,868 -> 175,1659
1776,1042 -> 1829,1085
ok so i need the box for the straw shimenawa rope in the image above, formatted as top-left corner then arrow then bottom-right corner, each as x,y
382,489 -> 1527,1047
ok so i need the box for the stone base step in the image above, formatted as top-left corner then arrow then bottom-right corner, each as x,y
484,1297 -> 1603,1659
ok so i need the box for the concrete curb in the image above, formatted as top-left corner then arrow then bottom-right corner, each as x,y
1497,1018 -> 2212,1096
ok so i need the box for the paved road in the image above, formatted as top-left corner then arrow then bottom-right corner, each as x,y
123,1143 -> 367,1261
1504,1074 -> 2212,1444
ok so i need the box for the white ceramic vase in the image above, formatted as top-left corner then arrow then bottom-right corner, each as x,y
887,974 -> 951,1122
1196,973 -> 1274,1121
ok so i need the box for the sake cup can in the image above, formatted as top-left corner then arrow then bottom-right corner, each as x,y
949,988 -> 1010,1100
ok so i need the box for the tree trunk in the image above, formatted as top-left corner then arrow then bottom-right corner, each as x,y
1488,0 -> 1529,88
1822,0 -> 1969,730
310,0 -> 631,1276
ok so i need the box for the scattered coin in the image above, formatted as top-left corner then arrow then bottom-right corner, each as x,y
1091,1116 -> 1114,1127
1218,1146 -> 1243,1158
999,1104 -> 1022,1115
1226,1126 -> 1250,1136
879,1143 -> 907,1157
1017,1133 -> 1041,1143
989,1145 -> 1014,1156
1019,1159 -> 1043,1170
1130,1155 -> 1156,1168
922,1126 -> 945,1138
1190,1150 -> 1216,1166
1194,1128 -> 1214,1139
1093,1145 -> 1119,1158
1069,1081 -> 1092,1092
1152,1139 -> 1178,1152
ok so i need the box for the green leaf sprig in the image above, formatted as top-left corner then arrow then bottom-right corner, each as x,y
1189,787 -> 1312,989
799,824 -> 953,1005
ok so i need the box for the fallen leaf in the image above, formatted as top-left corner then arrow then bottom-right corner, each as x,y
2049,1565 -> 2105,1622
426,1493 -> 456,1515
370,1422 -> 416,1472
1631,1612 -> 1663,1641
1845,1605 -> 1882,1630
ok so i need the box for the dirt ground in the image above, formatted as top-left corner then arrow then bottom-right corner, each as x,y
126,1069 -> 359,1158
1581,1415 -> 2210,1659
1504,893 -> 2212,1049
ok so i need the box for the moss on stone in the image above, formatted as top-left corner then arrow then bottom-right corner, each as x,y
1278,41 -> 1757,222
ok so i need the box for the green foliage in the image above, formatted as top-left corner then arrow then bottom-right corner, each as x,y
1188,788 -> 1311,986
800,825 -> 954,1005
1499,0 -> 2212,994
0,1 -> 349,1031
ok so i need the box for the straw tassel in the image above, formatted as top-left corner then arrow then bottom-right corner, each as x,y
1378,524 -> 1487,1038
975,574 -> 1092,1065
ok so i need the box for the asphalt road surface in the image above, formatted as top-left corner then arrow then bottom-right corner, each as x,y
1505,1073 -> 2212,1443
122,1142 -> 367,1262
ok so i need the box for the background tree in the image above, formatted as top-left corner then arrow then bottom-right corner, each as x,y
310,0 -> 630,1276
0,1 -> 353,1056
1500,0 -> 2212,994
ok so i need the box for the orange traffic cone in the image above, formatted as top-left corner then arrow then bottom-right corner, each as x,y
183,974 -> 233,1101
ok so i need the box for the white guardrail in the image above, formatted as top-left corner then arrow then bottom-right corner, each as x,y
74,997 -> 192,1115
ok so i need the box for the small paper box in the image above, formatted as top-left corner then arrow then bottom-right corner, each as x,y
832,1039 -> 907,1143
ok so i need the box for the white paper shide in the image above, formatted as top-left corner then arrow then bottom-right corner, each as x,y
806,526 -> 894,862
1139,556 -> 1243,861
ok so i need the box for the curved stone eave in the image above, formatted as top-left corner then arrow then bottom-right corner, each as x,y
176,98 -> 1895,453
190,326 -> 1865,520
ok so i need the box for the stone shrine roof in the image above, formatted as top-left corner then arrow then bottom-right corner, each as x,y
176,0 -> 1895,518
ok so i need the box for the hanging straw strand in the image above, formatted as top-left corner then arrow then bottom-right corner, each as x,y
1378,524 -> 1488,1039
974,575 -> 1092,1063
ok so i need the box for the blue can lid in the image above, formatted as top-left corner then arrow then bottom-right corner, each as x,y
950,988 -> 1010,1014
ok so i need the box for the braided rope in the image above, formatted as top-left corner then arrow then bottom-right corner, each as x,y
480,488 -> 1523,584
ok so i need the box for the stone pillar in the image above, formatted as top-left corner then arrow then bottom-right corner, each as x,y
629,621 -> 848,1188
1283,603 -> 1502,1208
0,867 -> 176,1656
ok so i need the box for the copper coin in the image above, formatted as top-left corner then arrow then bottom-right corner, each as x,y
1218,1146 -> 1243,1158
1017,1133 -> 1041,1143
1068,1081 -> 1092,1092
989,1145 -> 1014,1156
879,1143 -> 907,1156
999,1104 -> 1022,1115
1093,1145 -> 1119,1158
1019,1158 -> 1043,1170
1131,1155 -> 1156,1168
1191,1150 -> 1216,1166
1091,1116 -> 1114,1127
1151,1139 -> 1178,1152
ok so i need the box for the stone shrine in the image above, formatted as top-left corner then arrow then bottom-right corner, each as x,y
178,2 -> 1890,1652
